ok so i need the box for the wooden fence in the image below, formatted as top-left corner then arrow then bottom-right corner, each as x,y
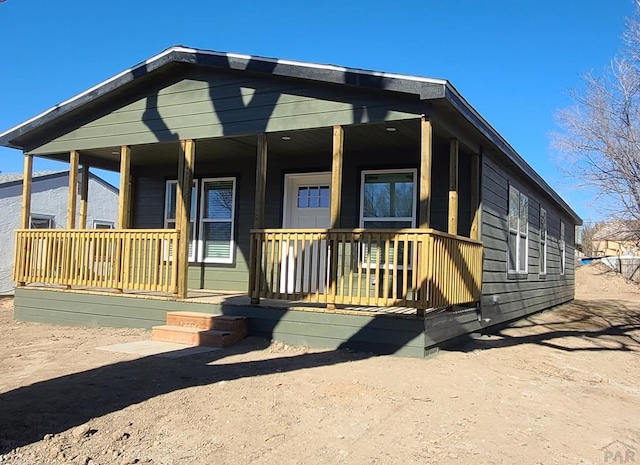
13,229 -> 180,294
249,228 -> 483,310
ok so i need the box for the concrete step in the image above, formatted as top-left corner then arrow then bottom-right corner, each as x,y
151,325 -> 240,347
165,311 -> 248,337
211,315 -> 248,335
166,311 -> 216,330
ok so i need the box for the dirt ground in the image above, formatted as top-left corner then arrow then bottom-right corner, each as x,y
0,262 -> 639,465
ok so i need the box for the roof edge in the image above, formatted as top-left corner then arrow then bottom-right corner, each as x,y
442,83 -> 582,225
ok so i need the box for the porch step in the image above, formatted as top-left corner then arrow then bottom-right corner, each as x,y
153,312 -> 247,347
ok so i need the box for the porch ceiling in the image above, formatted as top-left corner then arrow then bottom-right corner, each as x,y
39,119 -> 444,169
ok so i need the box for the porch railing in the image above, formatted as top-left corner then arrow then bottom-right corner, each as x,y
13,229 -> 180,294
248,228 -> 483,310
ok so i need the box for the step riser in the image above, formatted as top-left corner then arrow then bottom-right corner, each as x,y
212,320 -> 247,333
166,314 -> 215,330
155,312 -> 248,348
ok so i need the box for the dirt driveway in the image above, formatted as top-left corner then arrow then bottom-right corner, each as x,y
0,263 -> 639,465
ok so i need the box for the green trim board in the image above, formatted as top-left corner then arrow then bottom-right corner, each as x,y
14,288 -> 490,358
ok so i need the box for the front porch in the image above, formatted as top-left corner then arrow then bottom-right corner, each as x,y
13,226 -> 483,317
13,113 -> 484,320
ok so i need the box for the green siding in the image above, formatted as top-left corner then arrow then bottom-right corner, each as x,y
480,152 -> 576,324
31,68 -> 424,155
13,288 -> 491,358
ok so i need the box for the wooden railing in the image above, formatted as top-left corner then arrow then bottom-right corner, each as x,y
13,229 -> 180,294
249,228 -> 483,310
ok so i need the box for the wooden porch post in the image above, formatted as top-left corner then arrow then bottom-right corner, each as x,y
254,134 -> 268,230
448,139 -> 459,235
419,116 -> 432,228
470,151 -> 481,240
330,125 -> 344,229
20,153 -> 33,230
118,146 -> 131,229
327,125 -> 344,310
250,134 -> 268,305
67,150 -> 79,229
17,153 -> 33,287
79,165 -> 90,229
176,139 -> 195,299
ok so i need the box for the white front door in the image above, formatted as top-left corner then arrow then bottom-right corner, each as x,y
281,173 -> 331,295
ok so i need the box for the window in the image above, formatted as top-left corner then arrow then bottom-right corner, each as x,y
164,180 -> 198,262
297,185 -> 330,208
560,220 -> 566,275
360,169 -> 416,267
93,220 -> 114,229
539,207 -> 547,275
198,178 -> 236,264
29,214 -> 54,229
508,185 -> 528,274
360,169 -> 416,229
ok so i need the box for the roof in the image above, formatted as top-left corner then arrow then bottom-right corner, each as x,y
0,170 -> 66,185
593,219 -> 640,242
0,45 -> 580,223
0,169 -> 118,193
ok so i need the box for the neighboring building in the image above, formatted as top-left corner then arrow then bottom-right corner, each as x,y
591,219 -> 640,257
0,170 -> 118,294
0,47 -> 581,356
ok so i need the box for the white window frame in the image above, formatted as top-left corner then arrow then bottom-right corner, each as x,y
359,169 -> 417,269
93,220 -> 114,229
164,179 -> 198,262
198,177 -> 236,264
560,220 -> 566,276
508,185 -> 529,274
539,207 -> 547,276
29,213 -> 55,229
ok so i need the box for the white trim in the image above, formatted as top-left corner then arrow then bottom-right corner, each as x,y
560,220 -> 566,276
539,207 -> 547,276
507,184 -> 529,275
198,177 -> 236,264
359,168 -> 417,270
282,172 -> 331,228
29,213 -> 55,229
93,220 -> 114,229
164,179 -> 198,262
359,168 -> 417,228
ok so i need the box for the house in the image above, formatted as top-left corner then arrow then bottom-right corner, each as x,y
0,170 -> 118,295
591,219 -> 640,257
0,46 -> 581,356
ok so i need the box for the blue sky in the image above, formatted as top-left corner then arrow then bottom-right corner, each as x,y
0,0 -> 634,223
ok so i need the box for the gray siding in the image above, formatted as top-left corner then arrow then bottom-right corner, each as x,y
0,174 -> 118,294
480,152 -> 576,323
32,68 -> 424,155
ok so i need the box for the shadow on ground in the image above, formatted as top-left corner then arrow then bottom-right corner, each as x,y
0,338 -> 374,453
452,299 -> 640,353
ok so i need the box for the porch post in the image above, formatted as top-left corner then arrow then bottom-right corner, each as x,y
330,125 -> 344,229
250,134 -> 268,305
470,151 -> 481,240
79,165 -> 90,229
17,153 -> 33,287
419,116 -> 432,228
67,150 -> 80,229
118,146 -> 131,229
176,139 -> 195,299
448,139 -> 459,235
254,134 -> 268,230
20,153 -> 33,230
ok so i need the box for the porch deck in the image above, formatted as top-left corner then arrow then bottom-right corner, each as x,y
19,283 -> 420,318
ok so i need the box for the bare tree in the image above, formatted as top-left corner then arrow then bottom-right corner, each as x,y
553,1 -> 640,224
